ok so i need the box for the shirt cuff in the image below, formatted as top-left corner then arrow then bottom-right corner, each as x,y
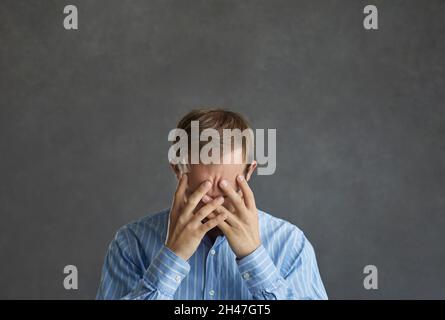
143,245 -> 191,297
236,245 -> 284,294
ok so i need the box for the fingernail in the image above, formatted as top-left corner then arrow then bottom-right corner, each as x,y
204,181 -> 211,188
216,196 -> 224,204
202,195 -> 211,202
237,175 -> 244,181
220,180 -> 228,187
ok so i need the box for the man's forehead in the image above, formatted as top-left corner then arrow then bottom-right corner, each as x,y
190,162 -> 246,174
189,146 -> 248,165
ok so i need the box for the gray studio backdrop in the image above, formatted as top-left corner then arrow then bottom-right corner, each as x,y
1,0 -> 444,299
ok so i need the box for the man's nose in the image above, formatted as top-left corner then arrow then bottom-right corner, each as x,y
206,178 -> 224,198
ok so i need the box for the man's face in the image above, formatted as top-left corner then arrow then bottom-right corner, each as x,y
173,148 -> 256,237
186,163 -> 246,202
185,162 -> 247,237
185,147 -> 252,207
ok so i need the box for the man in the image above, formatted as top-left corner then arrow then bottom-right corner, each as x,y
96,109 -> 327,300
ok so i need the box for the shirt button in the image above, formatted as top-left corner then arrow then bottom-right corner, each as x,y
242,272 -> 250,280
174,275 -> 181,282
210,249 -> 216,255
209,290 -> 215,296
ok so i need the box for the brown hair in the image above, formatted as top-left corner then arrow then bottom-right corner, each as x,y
174,108 -> 253,165
177,108 -> 250,134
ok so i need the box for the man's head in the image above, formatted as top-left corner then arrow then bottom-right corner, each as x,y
170,108 -> 257,201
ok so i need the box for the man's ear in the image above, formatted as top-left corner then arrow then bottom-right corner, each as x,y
245,160 -> 257,181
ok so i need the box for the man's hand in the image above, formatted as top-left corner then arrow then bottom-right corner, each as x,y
202,175 -> 261,259
166,174 -> 228,261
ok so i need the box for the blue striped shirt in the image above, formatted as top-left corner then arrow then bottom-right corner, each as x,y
96,208 -> 328,300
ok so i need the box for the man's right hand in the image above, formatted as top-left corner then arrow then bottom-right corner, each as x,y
165,174 -> 227,261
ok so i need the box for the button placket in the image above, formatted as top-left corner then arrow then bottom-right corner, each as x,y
203,237 -> 225,299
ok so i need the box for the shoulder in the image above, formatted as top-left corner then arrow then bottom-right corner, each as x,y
111,208 -> 170,254
258,209 -> 305,246
257,209 -> 314,268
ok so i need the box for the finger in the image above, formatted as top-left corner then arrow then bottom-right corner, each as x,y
202,194 -> 213,204
206,212 -> 217,219
204,210 -> 234,235
174,173 -> 187,200
215,219 -> 232,236
223,196 -> 237,213
236,175 -> 255,209
191,196 -> 224,226
202,191 -> 237,214
213,205 -> 240,227
183,180 -> 212,215
198,211 -> 228,234
172,174 -> 187,215
219,179 -> 245,211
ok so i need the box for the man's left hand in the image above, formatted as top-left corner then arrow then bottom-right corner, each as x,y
203,175 -> 261,259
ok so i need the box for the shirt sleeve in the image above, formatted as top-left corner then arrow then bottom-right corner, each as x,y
236,234 -> 328,300
96,229 -> 190,300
